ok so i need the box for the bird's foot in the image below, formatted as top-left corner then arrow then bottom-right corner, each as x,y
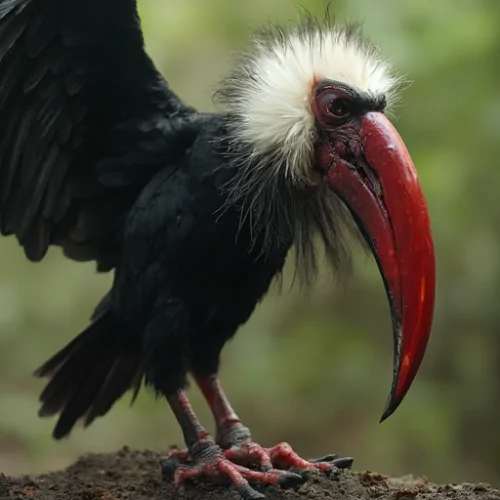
165,426 -> 353,475
161,439 -> 306,500
224,440 -> 353,472
219,425 -> 353,473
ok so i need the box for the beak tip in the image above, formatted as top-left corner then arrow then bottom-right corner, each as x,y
379,408 -> 393,424
379,397 -> 400,423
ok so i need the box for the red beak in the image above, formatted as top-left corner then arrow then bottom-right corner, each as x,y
327,112 -> 436,421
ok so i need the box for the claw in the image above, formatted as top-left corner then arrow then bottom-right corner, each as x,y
237,483 -> 266,500
331,457 -> 354,469
276,472 -> 307,488
308,453 -> 338,463
160,456 -> 183,481
295,469 -> 313,481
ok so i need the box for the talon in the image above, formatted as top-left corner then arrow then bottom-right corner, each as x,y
277,472 -> 306,488
237,483 -> 266,500
296,469 -> 313,480
160,456 -> 183,481
332,457 -> 354,469
308,453 -> 338,463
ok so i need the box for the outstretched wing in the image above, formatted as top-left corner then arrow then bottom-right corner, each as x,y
0,0 -> 197,269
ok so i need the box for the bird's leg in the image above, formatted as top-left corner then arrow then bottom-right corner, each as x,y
193,374 -> 354,472
161,389 -> 306,500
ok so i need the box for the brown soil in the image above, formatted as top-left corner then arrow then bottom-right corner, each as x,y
1,447 -> 498,500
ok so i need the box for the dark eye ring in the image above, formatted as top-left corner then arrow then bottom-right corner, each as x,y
328,99 -> 351,118
312,87 -> 353,126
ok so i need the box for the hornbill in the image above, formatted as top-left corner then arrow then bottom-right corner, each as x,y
0,0 -> 436,498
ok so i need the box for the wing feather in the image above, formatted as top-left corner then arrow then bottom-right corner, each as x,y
0,0 -> 197,265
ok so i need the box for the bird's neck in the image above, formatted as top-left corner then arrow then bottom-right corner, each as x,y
217,117 -> 355,286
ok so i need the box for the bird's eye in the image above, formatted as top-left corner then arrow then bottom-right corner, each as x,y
312,86 -> 353,126
328,99 -> 350,118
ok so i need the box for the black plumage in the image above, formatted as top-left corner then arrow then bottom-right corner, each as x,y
0,0 -> 351,432
0,0 -> 308,451
0,0 -> 197,266
0,0 -> 289,428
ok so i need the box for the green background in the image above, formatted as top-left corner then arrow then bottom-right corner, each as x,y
1,0 -> 499,487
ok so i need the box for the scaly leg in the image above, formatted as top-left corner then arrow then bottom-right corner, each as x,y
194,374 -> 354,472
161,389 -> 306,500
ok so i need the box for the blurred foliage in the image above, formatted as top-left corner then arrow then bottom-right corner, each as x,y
1,0 -> 499,488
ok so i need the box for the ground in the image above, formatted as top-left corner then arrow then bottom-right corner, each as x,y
1,448 -> 498,500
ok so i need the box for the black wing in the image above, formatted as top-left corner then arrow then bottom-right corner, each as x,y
0,0 -> 198,269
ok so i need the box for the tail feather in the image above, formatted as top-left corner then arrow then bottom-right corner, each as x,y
83,353 -> 143,427
34,318 -> 103,379
34,311 -> 143,439
37,320 -> 108,417
52,351 -> 117,439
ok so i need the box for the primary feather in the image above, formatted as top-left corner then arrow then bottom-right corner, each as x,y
0,0 -> 196,266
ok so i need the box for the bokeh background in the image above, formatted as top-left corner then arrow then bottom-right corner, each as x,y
1,0 -> 499,488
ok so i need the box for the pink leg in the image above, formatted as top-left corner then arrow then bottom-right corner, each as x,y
193,374 -> 353,472
161,389 -> 306,500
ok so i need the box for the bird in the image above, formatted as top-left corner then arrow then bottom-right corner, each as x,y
0,0 -> 436,499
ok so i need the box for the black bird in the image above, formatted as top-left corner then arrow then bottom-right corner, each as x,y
0,0 -> 436,498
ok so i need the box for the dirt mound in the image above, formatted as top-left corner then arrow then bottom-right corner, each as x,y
1,447 -> 498,500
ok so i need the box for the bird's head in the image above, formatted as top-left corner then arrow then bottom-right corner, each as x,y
219,18 -> 435,421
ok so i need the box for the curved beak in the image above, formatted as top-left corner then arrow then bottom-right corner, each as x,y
327,112 -> 436,421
